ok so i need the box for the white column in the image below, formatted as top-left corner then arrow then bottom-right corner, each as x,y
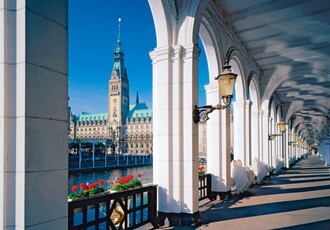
283,127 -> 288,168
261,111 -> 270,166
0,1 -> 68,229
245,101 -> 252,165
233,100 -> 252,166
293,139 -> 297,160
206,83 -> 231,195
258,111 -> 264,161
150,44 -> 200,218
269,117 -> 274,168
251,110 -> 259,163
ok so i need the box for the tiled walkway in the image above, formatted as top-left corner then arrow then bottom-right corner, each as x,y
142,155 -> 330,229
190,155 -> 330,229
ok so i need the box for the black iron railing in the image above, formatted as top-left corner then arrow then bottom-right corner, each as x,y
198,173 -> 211,201
68,185 -> 158,230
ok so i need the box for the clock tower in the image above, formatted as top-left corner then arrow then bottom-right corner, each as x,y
108,18 -> 129,152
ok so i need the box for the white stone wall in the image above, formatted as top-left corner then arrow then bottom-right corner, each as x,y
0,1 -> 68,228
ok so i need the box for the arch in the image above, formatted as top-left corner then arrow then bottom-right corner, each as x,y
248,73 -> 261,111
199,19 -> 223,85
285,103 -> 330,122
262,69 -> 330,101
228,50 -> 246,100
148,0 -> 210,47
249,73 -> 261,163
269,99 -> 276,120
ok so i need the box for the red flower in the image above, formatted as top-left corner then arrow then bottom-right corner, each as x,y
137,173 -> 142,178
98,179 -> 104,185
71,185 -> 78,192
88,184 -> 94,190
198,165 -> 205,170
111,181 -> 114,185
127,174 -> 134,180
79,183 -> 86,190
118,178 -> 125,184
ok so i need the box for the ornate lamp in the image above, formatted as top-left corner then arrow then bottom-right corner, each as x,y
269,119 -> 287,140
193,61 -> 237,123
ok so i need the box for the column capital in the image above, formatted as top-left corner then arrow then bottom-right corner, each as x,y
182,43 -> 201,59
232,99 -> 252,108
149,46 -> 171,63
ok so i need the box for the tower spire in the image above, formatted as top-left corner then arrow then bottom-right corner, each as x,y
116,18 -> 122,52
117,18 -> 121,42
136,89 -> 139,104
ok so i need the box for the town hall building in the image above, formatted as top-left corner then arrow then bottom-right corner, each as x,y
68,21 -> 153,154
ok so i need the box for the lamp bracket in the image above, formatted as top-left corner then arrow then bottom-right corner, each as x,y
268,133 -> 282,141
193,96 -> 231,123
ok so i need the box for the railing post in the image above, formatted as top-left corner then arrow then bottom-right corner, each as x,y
149,186 -> 159,228
206,174 -> 212,200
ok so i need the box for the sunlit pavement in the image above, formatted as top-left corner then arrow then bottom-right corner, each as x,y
144,155 -> 330,229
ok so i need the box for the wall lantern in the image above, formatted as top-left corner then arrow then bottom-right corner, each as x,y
193,61 -> 238,123
268,119 -> 287,140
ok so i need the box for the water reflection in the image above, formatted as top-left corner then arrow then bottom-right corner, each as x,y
68,165 -> 153,194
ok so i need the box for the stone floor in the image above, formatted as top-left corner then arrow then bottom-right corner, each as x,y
141,155 -> 330,229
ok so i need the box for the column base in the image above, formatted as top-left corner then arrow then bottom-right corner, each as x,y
157,211 -> 201,227
210,191 -> 233,200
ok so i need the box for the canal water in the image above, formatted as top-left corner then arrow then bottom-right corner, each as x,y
68,165 -> 153,194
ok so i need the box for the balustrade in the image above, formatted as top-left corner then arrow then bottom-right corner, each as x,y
68,185 -> 158,229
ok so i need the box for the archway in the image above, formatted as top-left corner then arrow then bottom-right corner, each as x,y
248,75 -> 261,162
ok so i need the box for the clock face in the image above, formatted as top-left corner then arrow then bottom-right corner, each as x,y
112,98 -> 117,104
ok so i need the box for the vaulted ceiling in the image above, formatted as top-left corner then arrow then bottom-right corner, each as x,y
215,0 -> 330,145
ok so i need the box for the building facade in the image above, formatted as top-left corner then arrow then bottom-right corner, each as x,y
68,22 -> 153,154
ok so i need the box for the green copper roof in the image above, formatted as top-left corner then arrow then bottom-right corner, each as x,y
129,108 -> 152,119
128,103 -> 152,121
78,112 -> 108,122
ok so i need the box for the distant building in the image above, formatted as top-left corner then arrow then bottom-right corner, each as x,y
68,21 -> 152,154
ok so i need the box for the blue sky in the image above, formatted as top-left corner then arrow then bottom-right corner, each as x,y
69,0 -> 209,115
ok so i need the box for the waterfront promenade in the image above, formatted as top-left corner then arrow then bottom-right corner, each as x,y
68,154 -> 152,171
144,155 -> 330,229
